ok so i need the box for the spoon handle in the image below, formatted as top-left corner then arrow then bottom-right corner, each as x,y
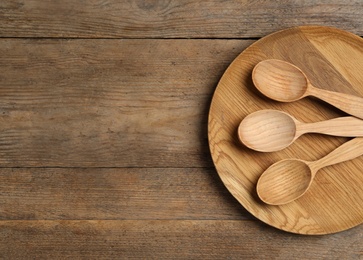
311,138 -> 363,172
308,86 -> 363,120
298,116 -> 363,137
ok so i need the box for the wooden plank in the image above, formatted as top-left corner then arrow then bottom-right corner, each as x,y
0,39 -> 249,167
0,220 -> 361,259
0,167 -> 249,220
1,1 -> 363,38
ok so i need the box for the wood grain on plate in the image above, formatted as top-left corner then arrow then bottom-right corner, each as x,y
208,26 -> 363,234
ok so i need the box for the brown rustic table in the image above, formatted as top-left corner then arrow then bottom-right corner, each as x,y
0,1 -> 362,258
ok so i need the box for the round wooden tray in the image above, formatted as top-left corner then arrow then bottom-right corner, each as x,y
208,26 -> 363,235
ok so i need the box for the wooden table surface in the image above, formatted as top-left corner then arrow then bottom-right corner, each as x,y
0,1 -> 362,258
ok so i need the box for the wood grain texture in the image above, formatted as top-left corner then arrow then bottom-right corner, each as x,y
238,109 -> 363,152
253,59 -> 363,120
0,220 -> 362,259
0,39 -> 249,167
257,138 -> 363,205
1,1 -> 363,258
209,26 -> 363,234
1,0 -> 363,38
0,167 -> 249,220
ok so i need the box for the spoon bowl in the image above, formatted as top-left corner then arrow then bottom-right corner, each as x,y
257,159 -> 312,205
253,59 -> 309,102
238,110 -> 296,152
238,109 -> 363,152
257,137 -> 363,205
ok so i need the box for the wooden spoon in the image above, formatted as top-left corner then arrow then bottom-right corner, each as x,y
238,109 -> 363,152
252,59 -> 363,119
257,137 -> 363,205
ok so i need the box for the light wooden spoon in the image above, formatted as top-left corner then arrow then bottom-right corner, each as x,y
252,59 -> 363,119
257,137 -> 363,205
238,109 -> 363,152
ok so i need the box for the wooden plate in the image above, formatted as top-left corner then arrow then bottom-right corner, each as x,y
208,26 -> 363,235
